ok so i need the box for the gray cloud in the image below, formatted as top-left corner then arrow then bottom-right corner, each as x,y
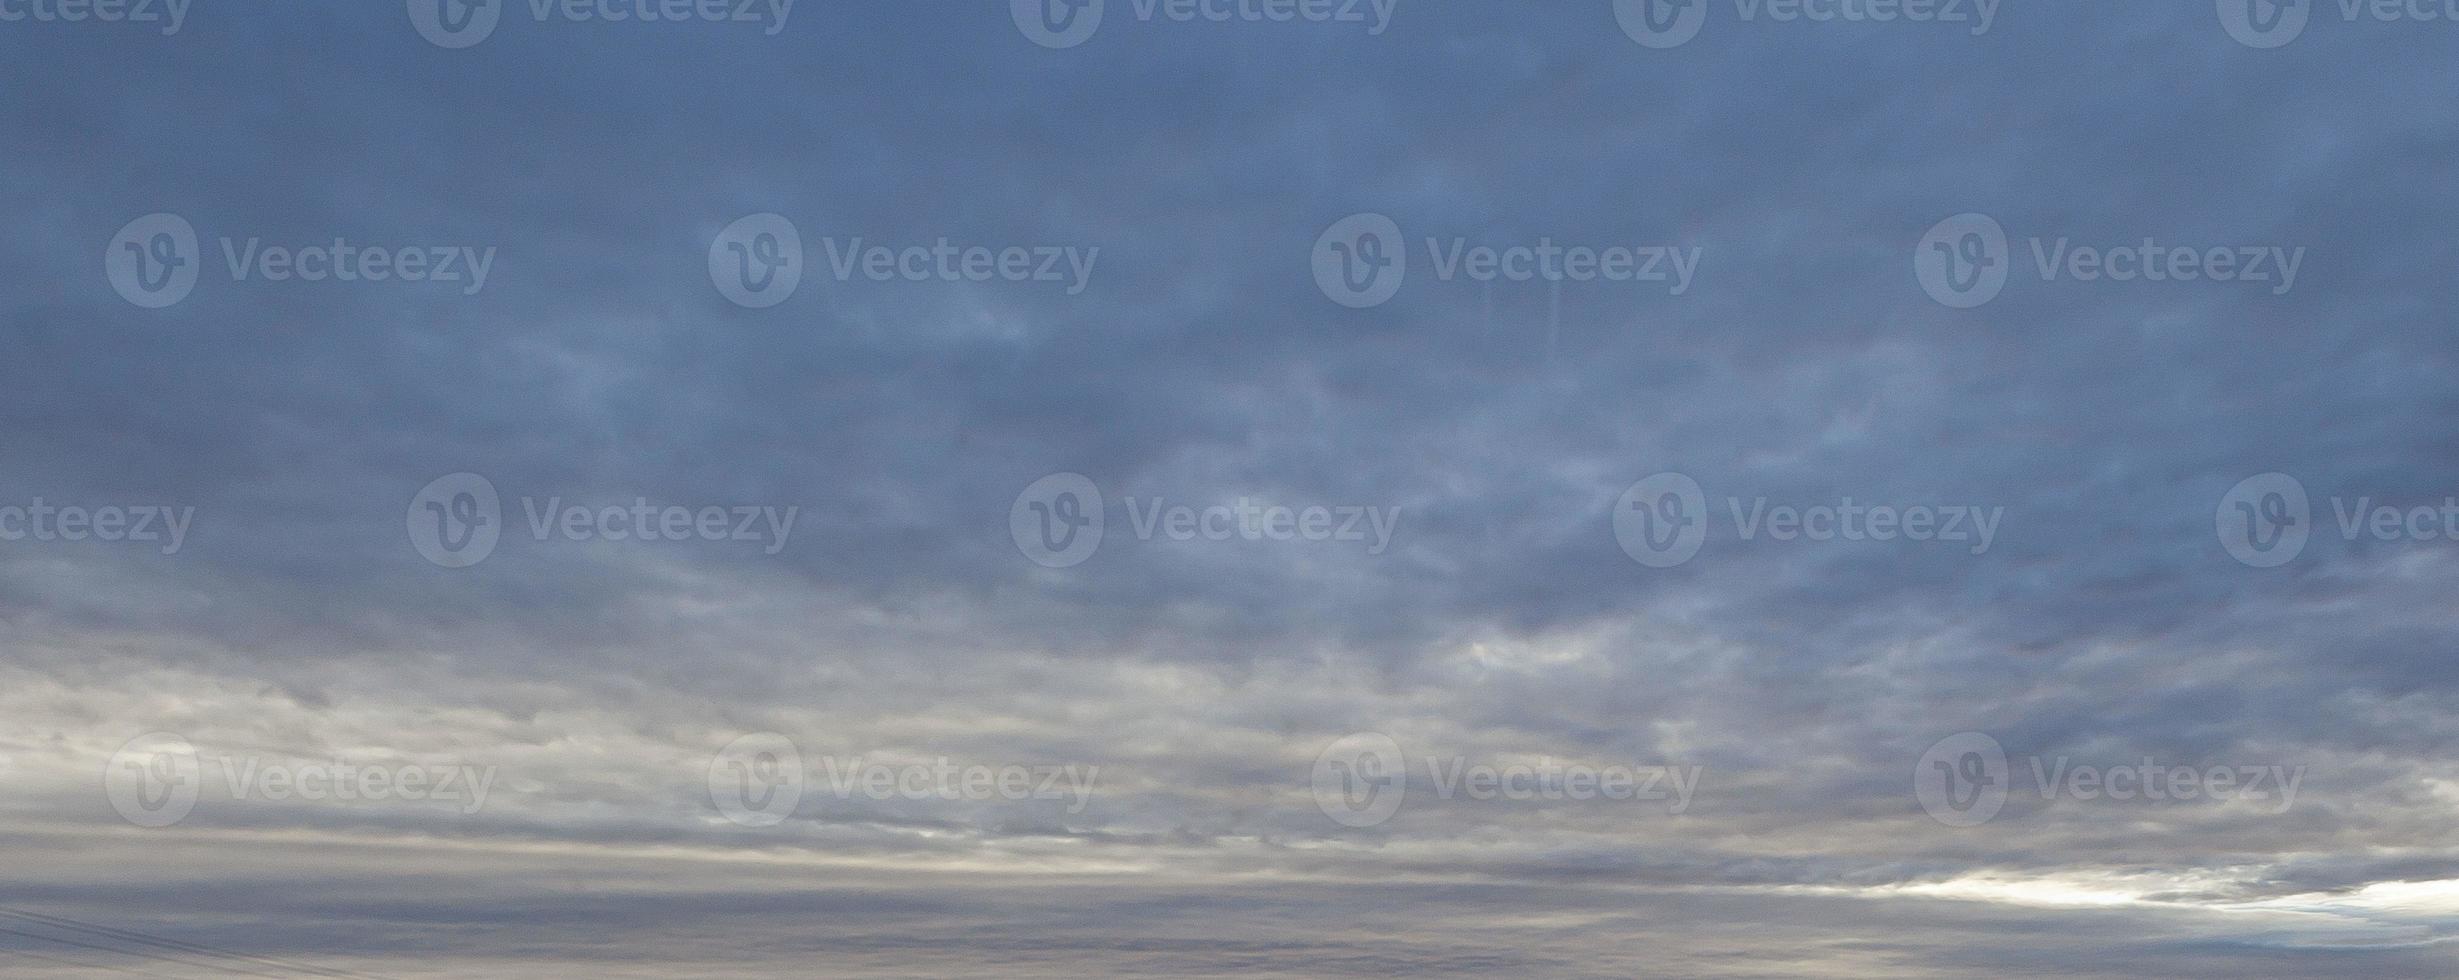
1,1 -> 2455,975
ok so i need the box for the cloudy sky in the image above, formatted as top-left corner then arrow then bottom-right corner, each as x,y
3,1 -> 2456,976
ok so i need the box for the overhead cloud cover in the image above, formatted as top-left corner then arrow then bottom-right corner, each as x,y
2,1 -> 2456,976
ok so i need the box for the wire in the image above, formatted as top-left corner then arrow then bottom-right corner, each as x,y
0,946 -> 191,979
0,909 -> 404,980
0,925 -> 296,978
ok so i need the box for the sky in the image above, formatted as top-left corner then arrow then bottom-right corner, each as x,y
3,0 -> 2458,976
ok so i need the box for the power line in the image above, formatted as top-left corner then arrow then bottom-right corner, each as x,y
0,945 -> 190,979
0,909 -> 403,980
0,925 -> 295,978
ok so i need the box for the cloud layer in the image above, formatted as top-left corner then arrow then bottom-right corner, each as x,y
2,2 -> 2455,975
